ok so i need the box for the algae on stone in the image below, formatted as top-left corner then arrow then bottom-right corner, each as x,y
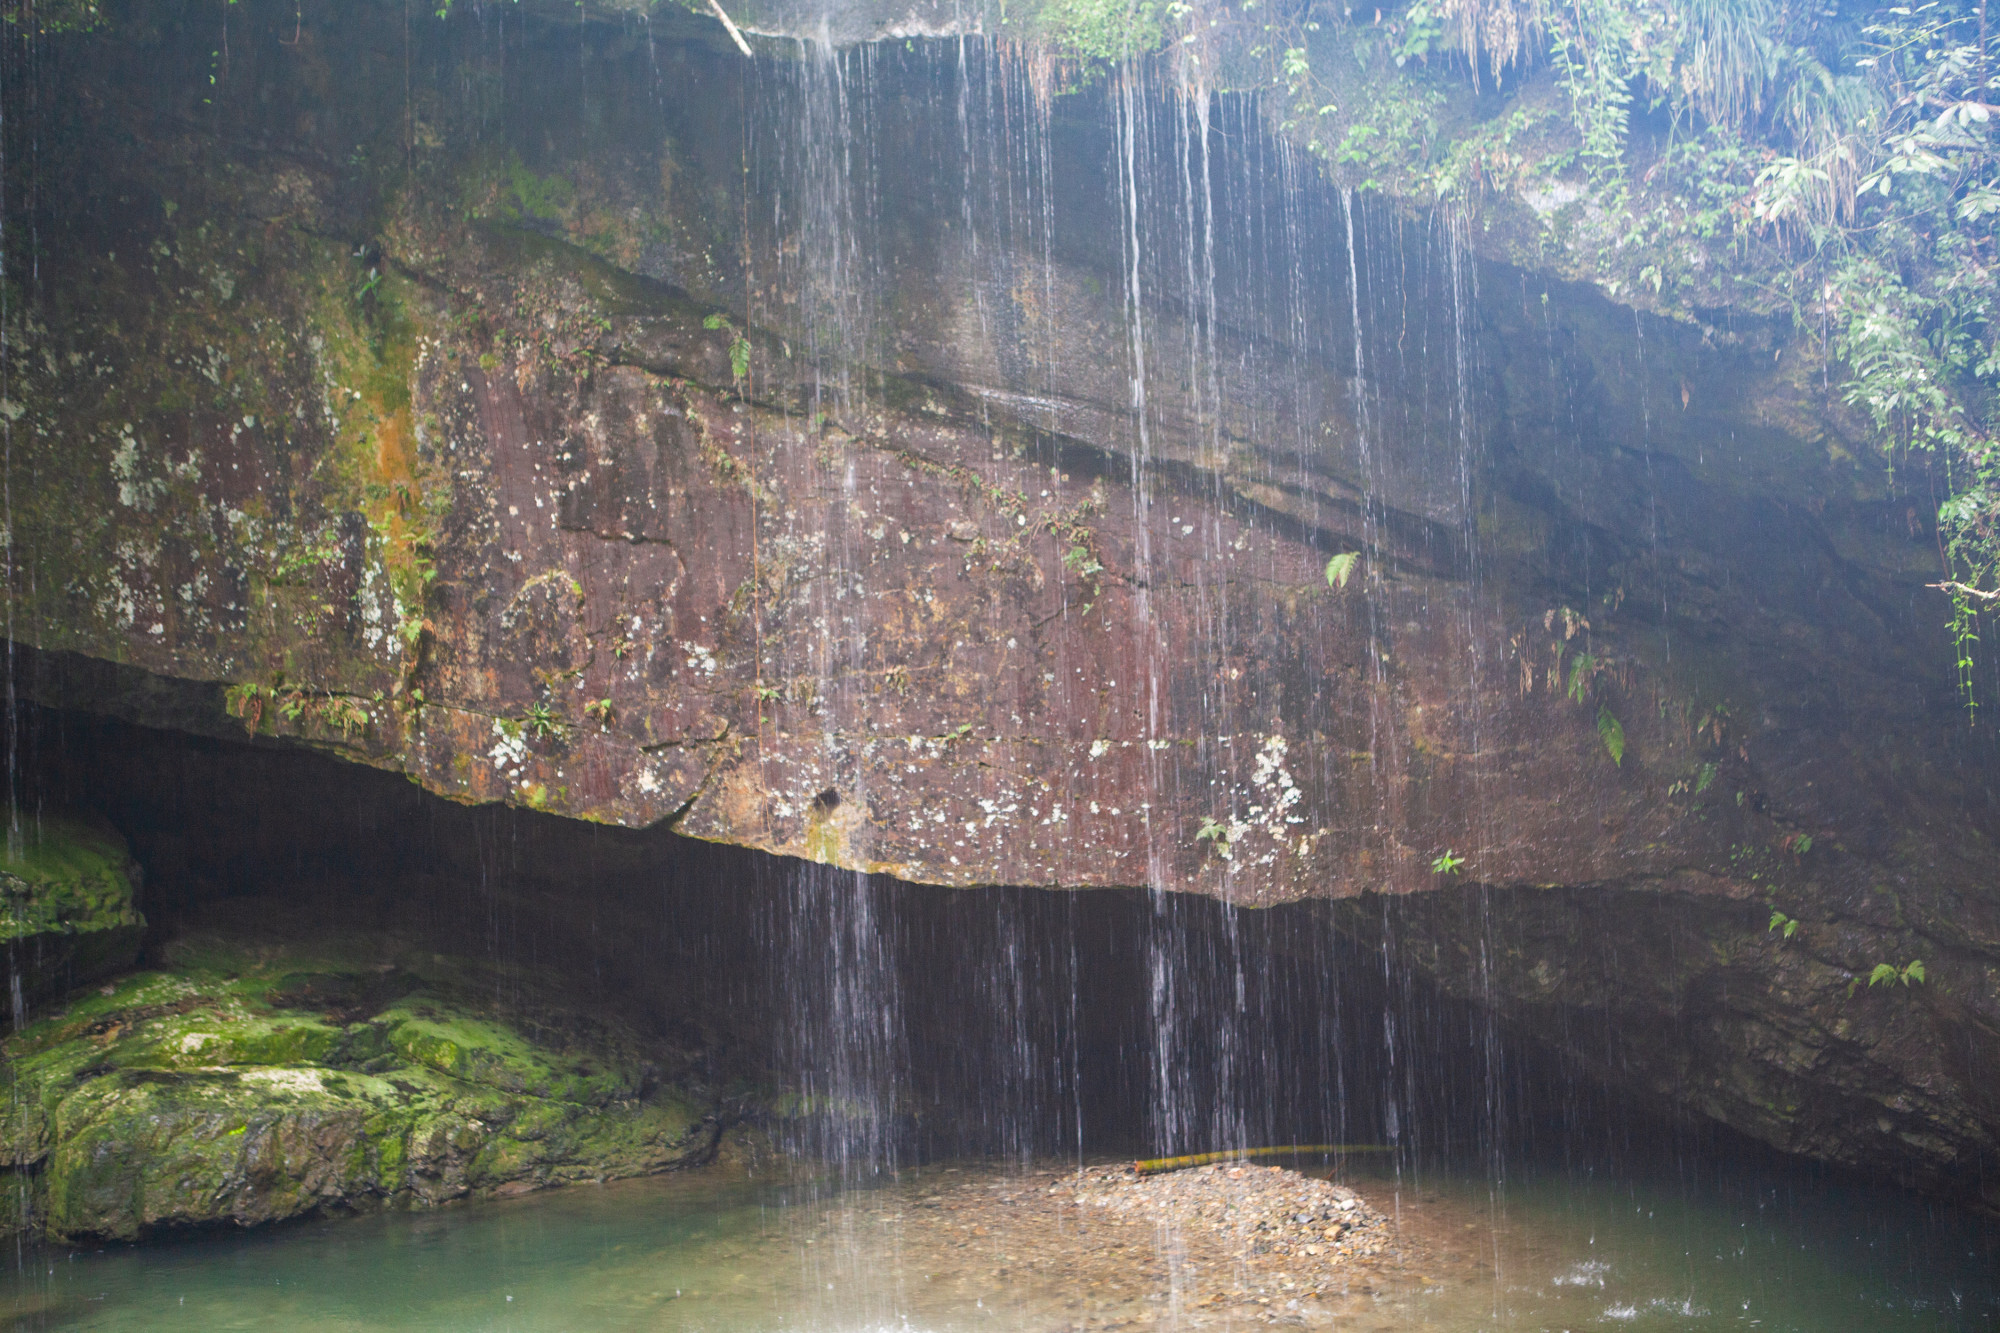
0,816 -> 144,997
0,932 -> 718,1243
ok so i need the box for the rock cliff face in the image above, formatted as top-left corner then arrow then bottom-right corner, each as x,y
5,2 -> 1999,1206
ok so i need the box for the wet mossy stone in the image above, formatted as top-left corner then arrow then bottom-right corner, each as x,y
0,815 -> 144,998
0,936 -> 718,1243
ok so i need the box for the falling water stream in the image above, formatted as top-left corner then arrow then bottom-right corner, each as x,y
1,6 -> 1997,1329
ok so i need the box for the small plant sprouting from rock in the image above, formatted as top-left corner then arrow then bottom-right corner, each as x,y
1596,705 -> 1625,766
1566,651 -> 1599,703
269,528 -> 345,586
1197,817 -> 1235,860
1769,910 -> 1800,939
1868,960 -> 1926,988
702,313 -> 752,384
1064,544 -> 1105,579
522,701 -> 567,741
1666,761 -> 1718,798
1324,551 -> 1359,589
226,679 -> 370,741
583,697 -> 616,727
1431,850 -> 1465,875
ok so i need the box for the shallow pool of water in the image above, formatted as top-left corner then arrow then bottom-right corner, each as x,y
2,1150 -> 1993,1331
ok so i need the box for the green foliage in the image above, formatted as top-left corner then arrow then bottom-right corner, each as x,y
1330,77 -> 1450,193
1197,816 -> 1235,860
1257,0 -> 1994,654
3,0 -> 103,32
270,529 -> 345,586
702,313 -> 753,384
1431,849 -> 1466,874
1769,909 -> 1800,938
1596,704 -> 1625,765
1566,650 -> 1598,702
1065,544 -> 1106,578
1543,0 -> 1639,188
1695,761 -> 1717,793
1027,0 -> 1176,62
583,698 -> 616,727
1868,958 -> 1926,987
522,701 -> 567,741
1324,550 -> 1360,588
1393,0 -> 1447,65
225,678 -> 370,741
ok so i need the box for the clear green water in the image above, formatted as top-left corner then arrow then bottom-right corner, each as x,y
1,1155 -> 1993,1331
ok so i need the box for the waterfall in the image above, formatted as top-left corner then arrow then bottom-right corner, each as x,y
775,860 -> 905,1176
725,28 -> 1517,1176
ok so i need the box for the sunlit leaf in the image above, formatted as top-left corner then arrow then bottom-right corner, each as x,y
1325,551 -> 1359,589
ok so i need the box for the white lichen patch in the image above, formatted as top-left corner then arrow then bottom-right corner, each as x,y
357,560 -> 397,656
488,719 -> 530,774
1241,735 -> 1307,867
682,641 -> 718,676
110,428 -> 161,510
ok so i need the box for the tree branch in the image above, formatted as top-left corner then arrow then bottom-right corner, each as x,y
1929,580 -> 2000,601
707,0 -> 754,57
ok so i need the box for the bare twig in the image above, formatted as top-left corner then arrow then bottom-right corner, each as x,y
708,0 -> 754,57
1930,581 -> 2000,601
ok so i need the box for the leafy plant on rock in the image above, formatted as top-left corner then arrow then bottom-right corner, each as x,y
522,701 -> 567,741
702,313 -> 753,386
1197,816 -> 1236,860
1596,704 -> 1626,765
1325,550 -> 1360,589
1868,958 -> 1927,987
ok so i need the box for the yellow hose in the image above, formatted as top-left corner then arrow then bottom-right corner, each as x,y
1132,1144 -> 1393,1175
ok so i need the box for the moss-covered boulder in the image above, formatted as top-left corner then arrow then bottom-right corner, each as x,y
0,816 -> 144,999
0,933 -> 718,1243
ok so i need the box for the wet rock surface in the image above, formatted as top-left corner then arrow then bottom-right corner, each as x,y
830,1163 -> 1423,1323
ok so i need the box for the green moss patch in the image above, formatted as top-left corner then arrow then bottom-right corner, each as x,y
0,815 -> 142,946
0,933 -> 716,1243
